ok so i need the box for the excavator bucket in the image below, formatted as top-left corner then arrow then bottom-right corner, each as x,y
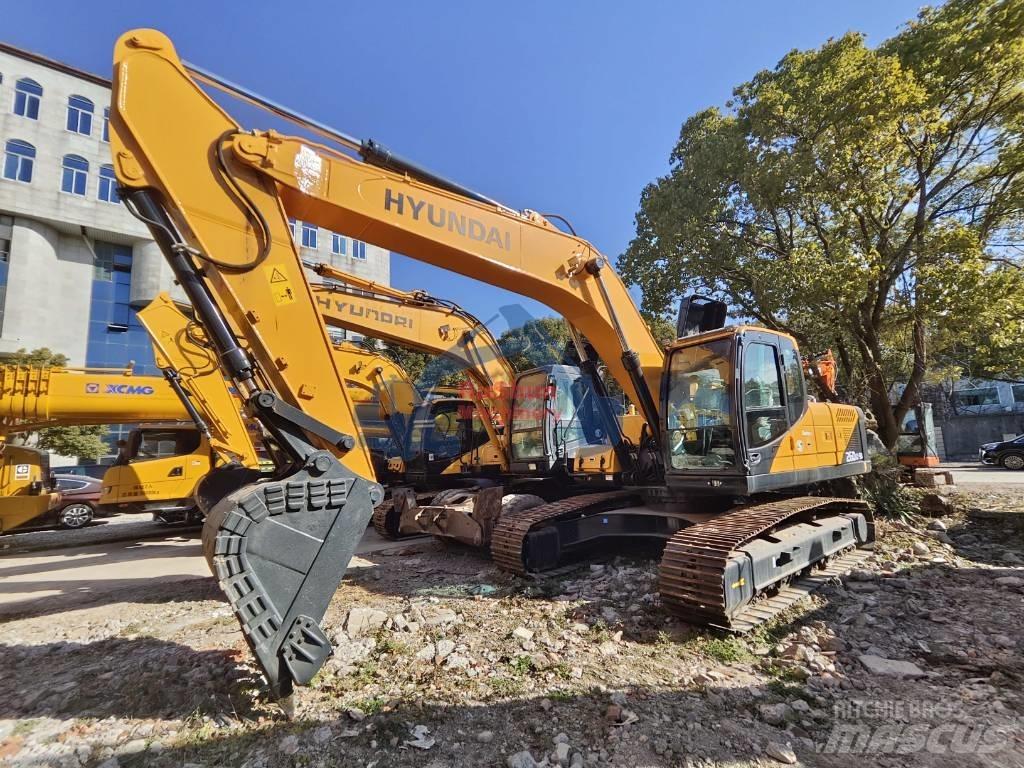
200,455 -> 377,698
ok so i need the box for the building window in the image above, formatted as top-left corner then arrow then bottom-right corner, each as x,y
288,218 -> 297,241
301,222 -> 318,249
66,95 -> 94,135
3,140 -> 35,183
331,232 -> 346,256
954,387 -> 999,407
13,78 -> 41,119
1012,384 -> 1024,404
61,154 -> 89,196
102,107 -> 110,142
93,243 -> 114,280
98,165 -> 120,203
351,239 -> 367,260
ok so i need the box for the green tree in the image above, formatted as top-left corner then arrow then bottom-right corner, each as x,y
622,0 -> 1024,447
5,348 -> 108,459
497,317 -> 573,371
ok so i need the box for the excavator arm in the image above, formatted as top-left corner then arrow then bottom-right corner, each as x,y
112,30 -> 383,698
137,294 -> 261,469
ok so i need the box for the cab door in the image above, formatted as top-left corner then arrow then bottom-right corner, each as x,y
741,337 -> 793,474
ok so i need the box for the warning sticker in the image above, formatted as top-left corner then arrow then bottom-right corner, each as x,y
265,265 -> 296,306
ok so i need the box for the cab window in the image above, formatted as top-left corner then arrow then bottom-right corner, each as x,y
510,371 -> 549,460
131,430 -> 201,462
665,338 -> 735,469
744,343 -> 787,447
778,339 -> 806,423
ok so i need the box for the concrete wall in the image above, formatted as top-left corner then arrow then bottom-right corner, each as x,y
940,412 -> 1024,459
0,217 -> 93,362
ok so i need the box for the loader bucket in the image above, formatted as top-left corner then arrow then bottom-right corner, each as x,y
200,451 -> 378,698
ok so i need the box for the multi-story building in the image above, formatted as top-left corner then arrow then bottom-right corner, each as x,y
0,42 -> 389,456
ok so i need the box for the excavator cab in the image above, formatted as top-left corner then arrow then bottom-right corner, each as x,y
100,424 -> 210,522
664,326 -> 870,495
509,365 -> 614,475
401,396 -> 493,485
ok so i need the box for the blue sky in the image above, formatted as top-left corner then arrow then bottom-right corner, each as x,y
6,0 -> 924,336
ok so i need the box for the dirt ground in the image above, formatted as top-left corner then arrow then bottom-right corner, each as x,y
1,486 -> 1022,768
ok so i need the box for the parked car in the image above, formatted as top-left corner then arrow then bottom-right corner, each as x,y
51,464 -> 108,480
51,474 -> 104,528
979,435 -> 1024,470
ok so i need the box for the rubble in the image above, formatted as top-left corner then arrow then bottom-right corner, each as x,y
1,485 -> 1022,768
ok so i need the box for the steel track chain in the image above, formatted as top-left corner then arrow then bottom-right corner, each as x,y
657,496 -> 873,629
491,490 -> 641,574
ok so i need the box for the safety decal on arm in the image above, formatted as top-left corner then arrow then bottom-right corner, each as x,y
266,266 -> 296,306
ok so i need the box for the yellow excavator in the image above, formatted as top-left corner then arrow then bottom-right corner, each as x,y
136,292 -> 484,516
308,263 -> 630,543
109,29 -> 874,696
0,363 -> 191,531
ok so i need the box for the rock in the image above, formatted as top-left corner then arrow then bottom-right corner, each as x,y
345,607 -> 388,638
422,607 -> 459,626
847,568 -> 875,582
858,654 -> 926,678
926,520 -> 947,531
312,726 -> 332,744
347,707 -> 366,721
995,576 -> 1024,588
555,742 -> 572,766
415,643 -> 437,662
477,730 -> 495,744
435,639 -> 456,661
790,699 -> 811,713
512,627 -> 535,643
598,641 -> 618,657
819,636 -> 847,653
758,702 -> 791,726
96,759 -> 120,768
1000,551 -> 1024,565
912,541 -> 931,556
118,739 -> 148,756
445,653 -> 471,669
991,634 -> 1015,649
507,750 -> 540,768
920,493 -> 955,516
279,735 -> 300,755
554,733 -> 570,744
765,741 -> 797,764
605,704 -> 623,722
404,724 -> 435,750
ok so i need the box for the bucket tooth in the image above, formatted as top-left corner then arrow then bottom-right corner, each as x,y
201,451 -> 378,698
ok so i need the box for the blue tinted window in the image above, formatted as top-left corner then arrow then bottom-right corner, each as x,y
102,107 -> 110,142
301,222 -> 317,249
352,239 -> 367,260
66,95 -> 93,135
98,165 -> 120,203
331,232 -> 346,255
13,78 -> 41,119
3,140 -> 35,183
61,154 -> 89,196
